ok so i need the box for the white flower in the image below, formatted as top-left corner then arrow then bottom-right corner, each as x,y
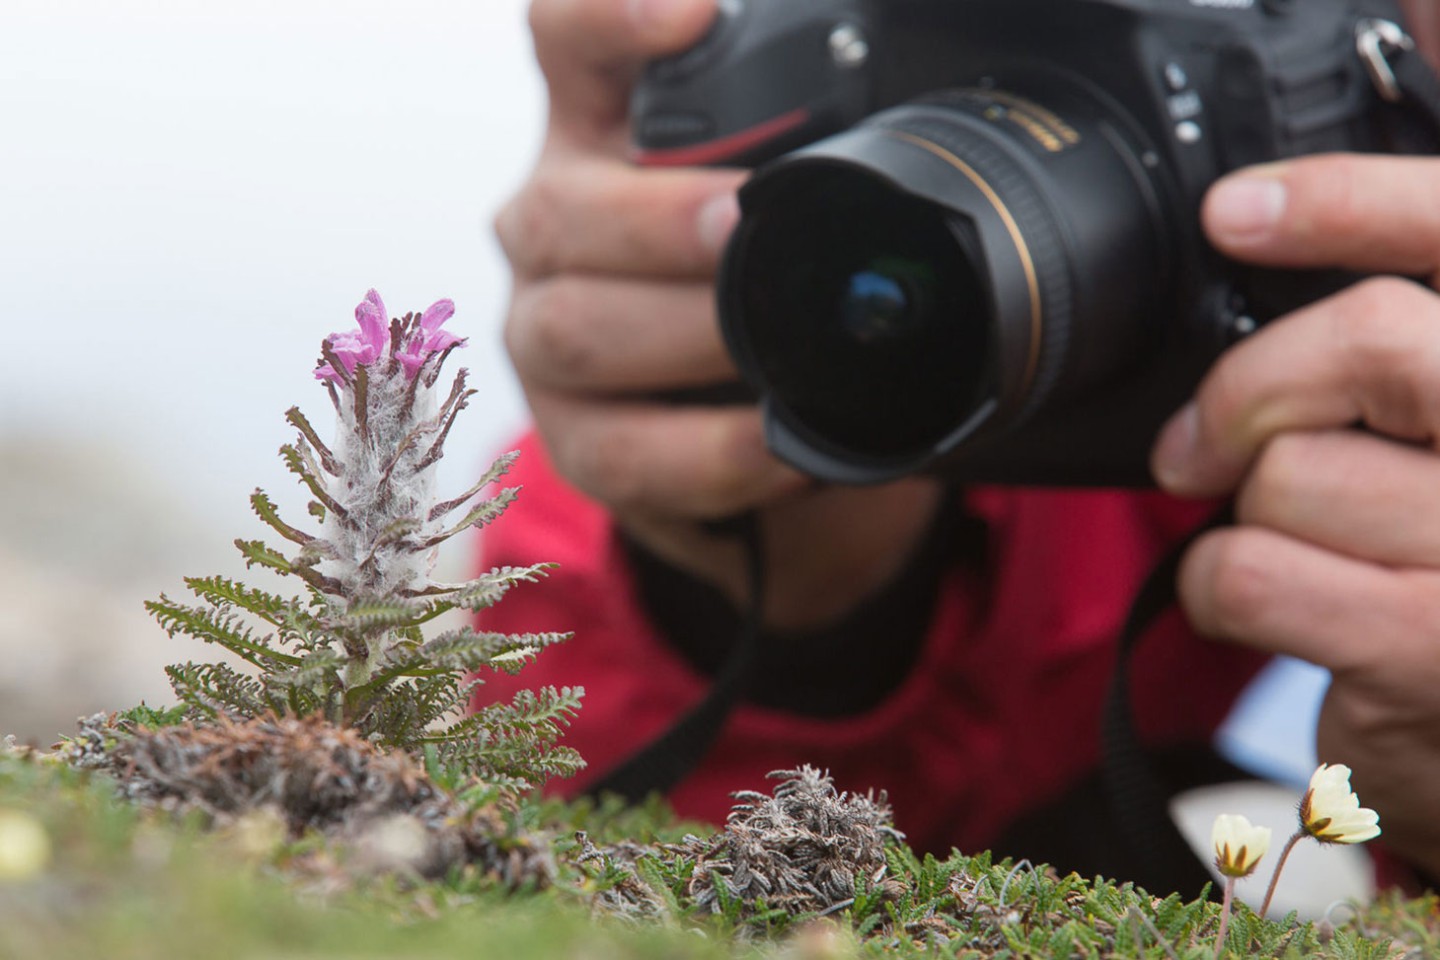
1212,813 -> 1271,878
0,809 -> 52,881
1301,763 -> 1381,844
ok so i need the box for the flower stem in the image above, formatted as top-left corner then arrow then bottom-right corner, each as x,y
1259,830 -> 1305,918
1214,877 -> 1236,959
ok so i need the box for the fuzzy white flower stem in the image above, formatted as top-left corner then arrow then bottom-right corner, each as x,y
1214,877 -> 1237,958
1259,830 -> 1305,918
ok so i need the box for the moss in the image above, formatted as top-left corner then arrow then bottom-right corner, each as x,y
2,748 -> 1431,960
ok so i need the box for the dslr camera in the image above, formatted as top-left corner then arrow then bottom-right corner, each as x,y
633,0 -> 1440,485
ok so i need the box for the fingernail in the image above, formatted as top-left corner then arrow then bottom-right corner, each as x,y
1207,172 -> 1288,244
697,191 -> 740,255
629,0 -> 687,31
1152,402 -> 1199,492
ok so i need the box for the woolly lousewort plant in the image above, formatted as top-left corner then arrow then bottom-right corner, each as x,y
146,290 -> 583,791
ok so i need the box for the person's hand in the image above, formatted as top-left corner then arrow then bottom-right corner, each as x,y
1153,153 -> 1440,876
495,0 -> 941,628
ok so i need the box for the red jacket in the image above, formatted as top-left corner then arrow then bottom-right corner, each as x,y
473,431 -> 1268,859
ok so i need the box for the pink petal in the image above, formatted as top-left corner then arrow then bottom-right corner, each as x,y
419,298 -> 455,334
355,289 -> 390,354
423,329 -> 465,354
328,332 -> 377,372
396,348 -> 428,379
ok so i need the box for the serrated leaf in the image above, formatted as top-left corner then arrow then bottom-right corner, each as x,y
165,661 -> 271,719
183,575 -> 295,627
424,487 -> 518,548
416,628 -> 570,674
234,538 -> 292,574
279,443 -> 345,519
429,450 -> 519,521
332,596 -> 425,633
249,489 -> 318,548
146,596 -> 302,669
285,405 -> 338,476
274,648 -> 345,689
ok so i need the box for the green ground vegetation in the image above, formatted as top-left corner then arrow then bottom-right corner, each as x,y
2,745 -> 1436,960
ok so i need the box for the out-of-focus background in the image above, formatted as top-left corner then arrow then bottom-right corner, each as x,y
0,0 -> 542,743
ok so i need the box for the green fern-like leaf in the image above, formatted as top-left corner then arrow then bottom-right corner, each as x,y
146,596 -> 302,671
249,489 -> 317,547
234,538 -> 293,576
164,661 -> 274,719
285,405 -> 338,476
426,487 -> 518,547
330,596 -> 426,634
232,537 -> 341,596
424,563 -> 556,610
273,647 -> 345,689
182,575 -> 299,629
460,685 -> 583,746
427,449 -> 518,521
366,689 -> 425,746
425,684 -> 585,787
279,443 -> 345,519
118,702 -> 189,731
416,628 -> 571,674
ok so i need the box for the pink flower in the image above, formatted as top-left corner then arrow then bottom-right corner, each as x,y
354,289 -> 389,355
316,291 -> 464,382
396,298 -> 464,378
316,289 -> 392,382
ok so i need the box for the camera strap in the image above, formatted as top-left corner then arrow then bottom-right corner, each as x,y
1101,503 -> 1237,896
581,511 -> 766,803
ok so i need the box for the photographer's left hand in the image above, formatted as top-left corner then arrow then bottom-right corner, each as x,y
1153,153 -> 1440,877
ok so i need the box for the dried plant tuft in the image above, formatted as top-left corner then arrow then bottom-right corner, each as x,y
66,711 -> 556,886
680,766 -> 906,916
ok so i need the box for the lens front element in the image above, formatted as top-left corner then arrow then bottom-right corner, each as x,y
842,261 -> 931,345
730,167 -> 991,462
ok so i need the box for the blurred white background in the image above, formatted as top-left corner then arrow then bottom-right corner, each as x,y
0,0 -> 544,740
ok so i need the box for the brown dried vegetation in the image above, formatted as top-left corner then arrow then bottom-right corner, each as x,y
63,711 -> 555,887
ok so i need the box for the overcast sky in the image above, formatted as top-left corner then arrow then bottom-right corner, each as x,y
1,0 -> 543,531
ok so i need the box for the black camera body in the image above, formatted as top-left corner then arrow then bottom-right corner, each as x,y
634,0 -> 1440,485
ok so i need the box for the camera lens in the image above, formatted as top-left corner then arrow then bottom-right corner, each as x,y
725,166 -> 991,462
719,82 -> 1170,482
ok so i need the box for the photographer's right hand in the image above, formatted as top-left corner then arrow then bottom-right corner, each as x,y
497,0 -> 801,521
495,0 -> 943,629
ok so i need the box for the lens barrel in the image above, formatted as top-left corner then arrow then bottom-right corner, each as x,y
719,84 -> 1171,484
